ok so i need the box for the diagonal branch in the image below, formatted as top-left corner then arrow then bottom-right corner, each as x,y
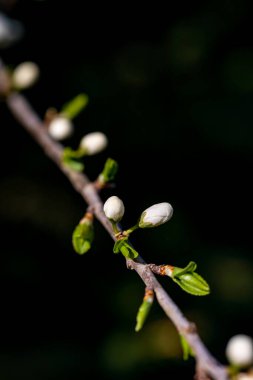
0,62 -> 228,380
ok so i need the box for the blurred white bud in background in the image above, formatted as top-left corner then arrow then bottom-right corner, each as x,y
12,61 -> 39,89
79,132 -> 108,155
226,334 -> 253,367
0,12 -> 24,48
48,116 -> 73,140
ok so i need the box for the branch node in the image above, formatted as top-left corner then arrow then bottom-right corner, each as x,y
186,322 -> 197,334
126,259 -> 134,270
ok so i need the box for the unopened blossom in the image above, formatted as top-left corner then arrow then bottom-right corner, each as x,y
12,61 -> 39,89
104,196 -> 125,222
79,132 -> 108,155
226,335 -> 253,367
139,202 -> 173,228
48,116 -> 73,140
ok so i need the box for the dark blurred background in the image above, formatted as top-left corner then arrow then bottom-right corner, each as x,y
1,1 -> 253,379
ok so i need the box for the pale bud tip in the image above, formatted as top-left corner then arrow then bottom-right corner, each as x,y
48,116 -> 74,140
103,195 -> 125,222
139,202 -> 173,228
79,132 -> 108,155
226,334 -> 253,367
12,61 -> 39,89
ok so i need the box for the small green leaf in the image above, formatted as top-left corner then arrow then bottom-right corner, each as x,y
74,239 -> 91,254
63,147 -> 86,159
113,237 -> 128,253
179,335 -> 195,360
135,297 -> 153,332
123,242 -> 138,259
61,93 -> 89,120
99,158 -> 118,183
62,147 -> 86,172
173,261 -> 197,277
113,238 -> 139,259
120,245 -> 132,259
72,222 -> 94,254
63,157 -> 84,172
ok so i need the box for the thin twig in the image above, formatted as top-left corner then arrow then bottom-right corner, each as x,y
0,62 -> 228,380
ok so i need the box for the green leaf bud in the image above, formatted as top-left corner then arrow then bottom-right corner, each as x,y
72,213 -> 94,254
135,289 -> 154,332
171,261 -> 210,296
98,158 -> 118,185
61,93 -> 89,120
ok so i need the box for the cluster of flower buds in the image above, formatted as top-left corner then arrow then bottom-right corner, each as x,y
9,65 -> 109,173
62,132 -> 108,172
43,93 -> 109,171
103,196 -> 174,259
103,196 -> 210,296
104,196 -> 173,228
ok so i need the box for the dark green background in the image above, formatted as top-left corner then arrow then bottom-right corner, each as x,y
1,1 -> 253,378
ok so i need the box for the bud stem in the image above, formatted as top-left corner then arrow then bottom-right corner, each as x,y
111,221 -> 120,234
124,224 -> 139,236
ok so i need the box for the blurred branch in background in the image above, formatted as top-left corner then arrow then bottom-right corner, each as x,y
0,10 -> 23,48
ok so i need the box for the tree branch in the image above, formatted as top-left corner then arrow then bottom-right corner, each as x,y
0,63 -> 228,379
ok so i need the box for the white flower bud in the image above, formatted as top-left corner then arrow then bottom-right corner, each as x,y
139,202 -> 173,228
237,374 -> 253,380
79,132 -> 108,155
12,61 -> 39,89
103,196 -> 125,222
48,116 -> 74,140
226,335 -> 253,367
